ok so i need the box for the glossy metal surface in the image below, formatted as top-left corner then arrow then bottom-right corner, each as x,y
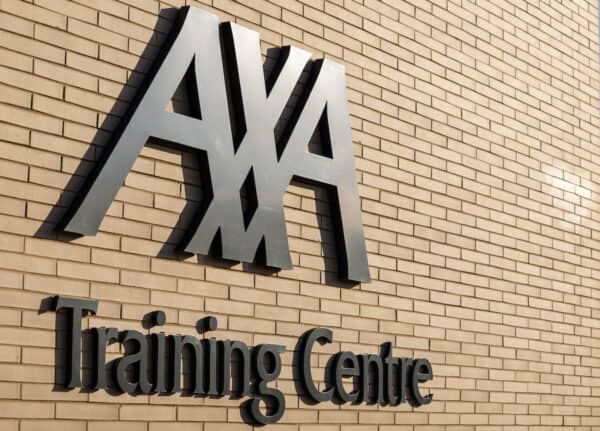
60,6 -> 370,283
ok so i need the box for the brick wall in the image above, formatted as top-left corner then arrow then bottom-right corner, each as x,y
1,0 -> 599,429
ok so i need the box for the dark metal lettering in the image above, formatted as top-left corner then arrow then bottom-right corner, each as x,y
299,328 -> 334,403
171,335 -> 204,394
410,358 -> 433,406
395,357 -> 411,405
333,351 -> 359,403
204,337 -> 219,396
48,296 -> 433,424
358,353 -> 384,405
92,327 -> 118,390
152,332 -> 167,393
220,340 -> 250,396
381,342 -> 398,405
115,330 -> 151,394
53,296 -> 98,388
247,344 -> 286,425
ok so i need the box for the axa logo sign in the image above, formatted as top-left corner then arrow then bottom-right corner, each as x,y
61,6 -> 370,283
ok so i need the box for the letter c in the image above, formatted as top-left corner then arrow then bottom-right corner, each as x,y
299,328 -> 333,403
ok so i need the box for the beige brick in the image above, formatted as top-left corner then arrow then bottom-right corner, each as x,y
120,405 -> 176,421
56,402 -> 118,420
90,282 -> 148,304
21,420 -> 85,431
34,59 -> 98,91
66,51 -> 126,83
0,288 -> 49,312
230,286 -> 275,305
0,381 -> 19,399
177,406 -> 227,421
0,10 -> 32,36
36,0 -> 97,23
0,401 -> 54,418
0,271 -> 23,289
21,383 -> 88,401
151,290 -> 203,311
88,423 -> 145,431
33,94 -> 97,126
66,16 -> 127,50
0,339 -> 21,363
0,29 -> 64,63
121,269 -> 176,291
0,103 -> 61,134
0,158 -> 27,182
151,258 -> 204,280
216,0 -> 260,24
205,298 -> 253,316
35,24 -> 97,57
0,46 -> 31,72
0,63 -> 62,98
0,250 -> 55,275
91,248 -> 149,271
1,0 -> 66,29
0,122 -> 28,148
25,237 -> 90,263
176,279 -> 225,300
57,261 -> 118,283
0,363 -> 53,384
206,267 -> 253,287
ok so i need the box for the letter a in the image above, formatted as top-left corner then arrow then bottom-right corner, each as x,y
60,7 -> 232,235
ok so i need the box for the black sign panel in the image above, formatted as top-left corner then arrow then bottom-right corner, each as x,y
60,6 -> 370,283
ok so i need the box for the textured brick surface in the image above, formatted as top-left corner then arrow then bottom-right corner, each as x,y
0,0 -> 599,429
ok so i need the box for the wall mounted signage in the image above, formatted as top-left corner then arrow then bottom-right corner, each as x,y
59,6 -> 370,283
53,296 -> 433,425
